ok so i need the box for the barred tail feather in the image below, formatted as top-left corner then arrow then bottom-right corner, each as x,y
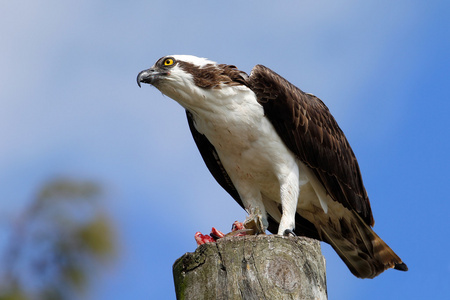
319,212 -> 407,279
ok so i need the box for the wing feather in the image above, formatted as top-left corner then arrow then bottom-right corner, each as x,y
246,65 -> 374,226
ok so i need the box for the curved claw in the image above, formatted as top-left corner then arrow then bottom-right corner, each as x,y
283,229 -> 297,237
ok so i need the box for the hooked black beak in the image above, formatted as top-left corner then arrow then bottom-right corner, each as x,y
136,69 -> 153,88
136,68 -> 167,88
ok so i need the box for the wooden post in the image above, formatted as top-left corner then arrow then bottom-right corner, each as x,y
173,235 -> 327,300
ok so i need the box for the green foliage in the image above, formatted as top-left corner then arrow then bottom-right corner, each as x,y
77,215 -> 115,260
0,178 -> 116,300
0,287 -> 28,300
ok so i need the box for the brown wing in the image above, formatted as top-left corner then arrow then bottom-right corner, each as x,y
246,64 -> 374,226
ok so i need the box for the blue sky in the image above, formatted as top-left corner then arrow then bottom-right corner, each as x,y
1,1 -> 449,299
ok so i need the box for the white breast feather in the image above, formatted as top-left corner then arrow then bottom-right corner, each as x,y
187,84 -> 330,233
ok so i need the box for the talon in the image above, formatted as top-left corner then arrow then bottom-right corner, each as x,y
243,212 -> 265,235
283,229 -> 297,237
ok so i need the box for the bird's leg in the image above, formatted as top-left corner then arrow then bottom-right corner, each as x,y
242,206 -> 266,235
238,186 -> 269,230
277,170 -> 300,235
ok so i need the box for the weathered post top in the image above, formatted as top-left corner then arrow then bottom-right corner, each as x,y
173,235 -> 327,300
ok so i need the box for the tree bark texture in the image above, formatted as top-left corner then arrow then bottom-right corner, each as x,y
173,235 -> 327,300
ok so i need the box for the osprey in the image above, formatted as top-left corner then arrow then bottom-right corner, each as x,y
137,55 -> 407,278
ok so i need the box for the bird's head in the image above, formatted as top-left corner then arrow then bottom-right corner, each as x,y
137,55 -> 216,88
137,55 -> 248,111
137,55 -> 215,107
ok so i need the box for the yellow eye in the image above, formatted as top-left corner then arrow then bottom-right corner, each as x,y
164,58 -> 174,66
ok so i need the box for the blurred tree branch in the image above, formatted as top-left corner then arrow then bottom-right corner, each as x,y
0,179 -> 116,300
